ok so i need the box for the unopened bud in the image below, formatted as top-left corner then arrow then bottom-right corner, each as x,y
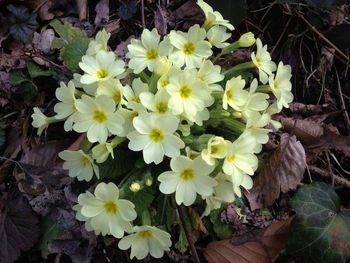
154,56 -> 172,76
238,32 -> 255,47
129,182 -> 141,192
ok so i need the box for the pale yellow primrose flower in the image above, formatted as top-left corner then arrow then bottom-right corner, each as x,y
206,25 -> 231,48
169,24 -> 212,68
197,0 -> 234,30
59,150 -> 99,181
202,173 -> 235,217
222,76 -> 248,111
238,32 -> 255,47
54,81 -> 77,131
32,107 -> 56,136
158,155 -> 217,206
153,56 -> 172,76
118,225 -> 172,260
223,132 -> 258,179
122,78 -> 149,106
92,142 -> 115,163
78,182 -> 137,238
127,112 -> 185,164
251,38 -> 277,84
127,29 -> 172,73
72,73 -> 98,96
232,173 -> 253,198
166,68 -> 214,123
244,112 -> 271,153
86,29 -> 111,56
79,50 -> 125,85
73,95 -> 124,144
196,60 -> 224,91
95,78 -> 124,106
269,61 -> 293,112
139,88 -> 171,115
201,136 -> 232,166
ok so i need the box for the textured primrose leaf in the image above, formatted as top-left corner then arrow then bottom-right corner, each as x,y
7,4 -> 38,43
9,69 -> 30,86
121,185 -> 155,216
61,37 -> 90,73
27,62 -> 52,79
286,182 -> 350,263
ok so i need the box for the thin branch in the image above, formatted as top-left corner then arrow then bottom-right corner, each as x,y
309,165 -> 350,188
177,205 -> 200,263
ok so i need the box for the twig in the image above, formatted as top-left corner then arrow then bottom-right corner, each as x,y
271,15 -> 292,55
335,68 -> 350,135
309,165 -> 350,188
177,205 -> 200,263
295,10 -> 350,65
141,0 -> 146,29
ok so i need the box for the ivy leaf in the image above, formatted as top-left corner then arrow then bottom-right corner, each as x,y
7,4 -> 38,43
27,62 -> 52,79
286,182 -> 350,263
50,19 -> 89,73
0,193 -> 40,263
38,215 -> 64,258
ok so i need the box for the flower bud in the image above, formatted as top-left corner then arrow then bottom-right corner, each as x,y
154,56 -> 172,76
238,32 -> 255,47
145,177 -> 153,186
129,182 -> 141,192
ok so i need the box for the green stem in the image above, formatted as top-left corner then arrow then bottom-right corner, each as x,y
74,89 -> 84,98
111,136 -> 126,147
213,42 -> 240,64
139,71 -> 150,83
222,118 -> 246,132
148,74 -> 160,94
256,85 -> 272,93
223,61 -> 256,76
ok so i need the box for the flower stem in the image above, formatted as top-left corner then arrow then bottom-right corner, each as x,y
223,61 -> 256,76
177,205 -> 200,263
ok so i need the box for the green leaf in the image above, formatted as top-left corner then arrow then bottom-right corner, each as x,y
98,149 -> 137,179
61,37 -> 90,73
206,0 -> 247,27
7,4 -> 38,43
286,182 -> 350,263
121,185 -> 155,216
38,216 -> 64,258
50,19 -> 87,48
27,62 -> 52,79
18,81 -> 37,102
210,208 -> 232,240
9,69 -> 30,86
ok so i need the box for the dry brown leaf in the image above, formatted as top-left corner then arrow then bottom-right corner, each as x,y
188,207 -> 208,234
245,134 -> 306,210
95,0 -> 109,25
75,0 -> 88,21
289,102 -> 330,116
204,216 -> 294,263
33,29 -> 55,54
154,4 -> 174,35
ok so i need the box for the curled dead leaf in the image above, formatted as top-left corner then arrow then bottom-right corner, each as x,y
204,216 -> 294,263
245,134 -> 306,210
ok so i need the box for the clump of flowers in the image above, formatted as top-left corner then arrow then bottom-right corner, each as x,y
31,0 -> 293,260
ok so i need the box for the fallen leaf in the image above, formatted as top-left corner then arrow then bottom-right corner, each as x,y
95,0 -> 109,25
286,182 -> 350,262
0,193 -> 40,263
32,29 -> 55,54
114,35 -> 133,59
289,102 -> 331,116
154,4 -> 173,35
75,0 -> 88,21
188,206 -> 208,234
245,134 -> 306,210
204,216 -> 294,263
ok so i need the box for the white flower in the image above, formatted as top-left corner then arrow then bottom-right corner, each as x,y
251,38 -> 276,84
197,0 -> 234,30
154,56 -> 172,76
222,76 -> 248,111
169,24 -> 212,68
201,136 -> 232,166
72,73 -> 98,96
59,150 -> 99,181
158,155 -> 217,206
77,182 -> 137,238
122,78 -> 149,106
86,29 -> 111,56
31,107 -> 55,136
232,173 -> 253,198
166,68 -> 214,122
118,225 -> 172,260
92,142 -> 115,163
139,88 -> 170,115
127,29 -> 172,73
73,95 -> 124,144
54,81 -> 77,131
79,50 -> 125,84
95,78 -> 124,106
207,26 -> 231,48
244,112 -> 271,153
269,61 -> 293,111
196,60 -> 224,91
127,112 -> 185,164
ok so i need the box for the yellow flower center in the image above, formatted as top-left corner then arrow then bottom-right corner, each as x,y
227,154 -> 236,162
274,81 -> 278,90
256,57 -> 262,67
179,85 -> 191,98
104,201 -> 118,214
155,102 -> 168,114
183,42 -> 195,55
93,110 -> 107,123
97,69 -> 109,79
197,75 -> 205,81
226,90 -> 232,100
81,155 -> 91,165
179,168 -> 195,182
139,230 -> 153,239
113,91 -> 121,104
210,145 -> 218,154
131,111 -> 138,120
72,104 -> 77,112
206,19 -> 214,28
131,97 -> 141,103
149,129 -> 164,142
161,79 -> 169,88
146,48 -> 159,60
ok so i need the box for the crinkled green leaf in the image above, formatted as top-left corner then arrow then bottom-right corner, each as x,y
61,38 -> 90,73
27,62 -> 52,79
286,182 -> 350,263
50,19 -> 87,49
38,215 -> 64,259
7,4 -> 38,43
9,69 -> 30,86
